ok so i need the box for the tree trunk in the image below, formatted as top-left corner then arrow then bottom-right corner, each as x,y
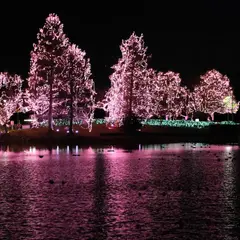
4,124 -> 7,133
48,82 -> 53,132
69,78 -> 74,135
128,69 -> 134,118
211,112 -> 214,121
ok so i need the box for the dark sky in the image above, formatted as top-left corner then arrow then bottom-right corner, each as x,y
0,2 -> 240,98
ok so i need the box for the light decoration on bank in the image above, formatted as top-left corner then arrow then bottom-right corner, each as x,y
37,118 -> 239,129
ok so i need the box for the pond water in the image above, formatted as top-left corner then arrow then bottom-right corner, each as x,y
0,143 -> 240,239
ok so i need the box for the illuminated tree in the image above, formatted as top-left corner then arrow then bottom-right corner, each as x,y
102,32 -> 149,124
152,71 -> 188,119
0,73 -> 23,131
192,69 -> 237,120
222,94 -> 239,114
28,13 -> 69,130
62,44 -> 96,133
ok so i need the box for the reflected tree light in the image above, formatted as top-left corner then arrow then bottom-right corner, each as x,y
107,146 -> 115,153
32,147 -> 36,153
76,145 -> 78,154
67,145 -> 69,154
56,146 -> 59,155
222,145 -> 235,226
225,146 -> 232,152
85,146 -> 94,154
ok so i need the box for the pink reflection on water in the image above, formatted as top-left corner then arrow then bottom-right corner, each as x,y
105,149 -> 152,237
140,143 -> 239,153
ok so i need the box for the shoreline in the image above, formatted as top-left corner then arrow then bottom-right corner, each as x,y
1,124 -> 239,147
0,132 -> 239,147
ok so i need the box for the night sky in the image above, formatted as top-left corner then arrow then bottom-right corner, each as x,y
0,2 -> 240,99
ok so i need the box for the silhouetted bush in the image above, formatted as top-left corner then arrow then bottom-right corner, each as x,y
122,114 -> 142,133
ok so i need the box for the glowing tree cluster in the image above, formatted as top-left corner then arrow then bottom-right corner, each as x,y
102,32 -> 149,124
101,33 -> 195,123
62,44 -> 96,133
192,69 -> 239,120
0,73 -> 23,129
0,15 -> 239,132
102,38 -> 239,122
27,13 -> 95,131
28,13 -> 69,130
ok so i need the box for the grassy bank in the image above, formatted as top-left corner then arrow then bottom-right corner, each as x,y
0,123 -> 239,146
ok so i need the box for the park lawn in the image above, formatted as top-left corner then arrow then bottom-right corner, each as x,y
8,123 -> 208,139
8,123 -> 122,138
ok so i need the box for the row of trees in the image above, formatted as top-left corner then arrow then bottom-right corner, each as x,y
0,14 -> 95,133
101,33 -> 238,123
0,14 -> 238,132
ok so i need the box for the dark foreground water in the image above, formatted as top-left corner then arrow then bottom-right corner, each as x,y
0,143 -> 240,239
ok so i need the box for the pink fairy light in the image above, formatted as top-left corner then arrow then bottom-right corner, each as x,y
0,72 -> 23,126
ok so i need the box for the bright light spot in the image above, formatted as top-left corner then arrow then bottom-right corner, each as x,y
195,118 -> 199,122
67,130 -> 69,133
225,146 -> 232,152
56,146 -> 59,155
67,146 -> 69,154
56,129 -> 59,132
76,145 -> 78,154
75,130 -> 78,133
24,119 -> 36,122
32,147 -> 36,153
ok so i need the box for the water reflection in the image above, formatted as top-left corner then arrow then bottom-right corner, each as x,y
91,153 -> 108,239
0,143 -> 239,239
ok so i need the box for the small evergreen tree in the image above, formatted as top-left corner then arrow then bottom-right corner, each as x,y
62,44 -> 96,133
28,13 -> 69,130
